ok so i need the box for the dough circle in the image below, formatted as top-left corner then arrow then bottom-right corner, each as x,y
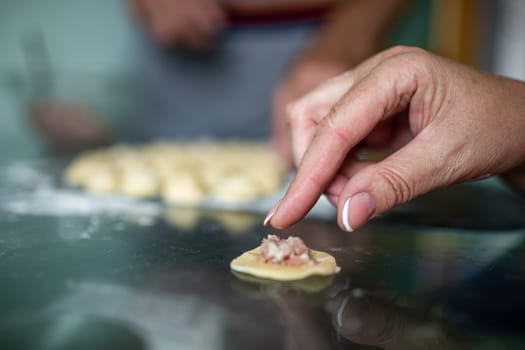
230,247 -> 340,281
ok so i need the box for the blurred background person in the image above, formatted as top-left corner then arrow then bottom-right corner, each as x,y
8,0 -> 430,160
128,0 -> 417,164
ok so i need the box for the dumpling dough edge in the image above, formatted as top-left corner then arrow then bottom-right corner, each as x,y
230,247 -> 340,281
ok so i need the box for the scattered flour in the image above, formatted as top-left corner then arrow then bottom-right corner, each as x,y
1,161 -> 161,218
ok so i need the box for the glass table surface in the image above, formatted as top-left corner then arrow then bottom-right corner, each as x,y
1,160 -> 525,350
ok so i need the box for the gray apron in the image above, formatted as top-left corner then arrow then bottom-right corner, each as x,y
131,22 -> 318,141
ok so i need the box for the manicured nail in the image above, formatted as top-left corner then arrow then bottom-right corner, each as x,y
342,192 -> 376,232
264,200 -> 281,226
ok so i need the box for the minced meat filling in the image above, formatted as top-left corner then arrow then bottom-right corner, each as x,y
259,235 -> 315,266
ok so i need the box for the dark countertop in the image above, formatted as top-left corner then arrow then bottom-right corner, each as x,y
1,160 -> 525,350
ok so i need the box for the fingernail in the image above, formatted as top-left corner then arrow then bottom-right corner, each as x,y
342,192 -> 376,232
264,200 -> 281,226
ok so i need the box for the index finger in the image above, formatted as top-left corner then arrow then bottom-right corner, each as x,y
268,55 -> 420,228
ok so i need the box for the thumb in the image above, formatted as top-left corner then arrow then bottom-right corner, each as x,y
337,133 -> 461,232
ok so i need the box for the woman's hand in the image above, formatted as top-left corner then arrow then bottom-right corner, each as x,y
30,103 -> 112,155
266,46 -> 525,231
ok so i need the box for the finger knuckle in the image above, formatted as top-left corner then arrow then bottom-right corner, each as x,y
317,110 -> 351,145
381,46 -> 433,75
386,45 -> 426,57
399,51 -> 435,75
385,45 -> 413,56
377,167 -> 413,207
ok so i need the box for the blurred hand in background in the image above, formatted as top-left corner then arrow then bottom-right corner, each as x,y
30,103 -> 112,155
132,0 -> 228,50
